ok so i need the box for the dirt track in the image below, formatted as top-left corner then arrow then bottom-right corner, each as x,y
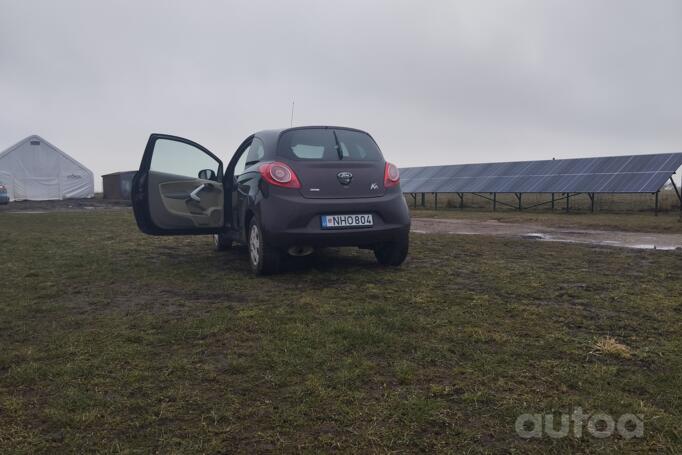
412,217 -> 682,251
3,200 -> 681,251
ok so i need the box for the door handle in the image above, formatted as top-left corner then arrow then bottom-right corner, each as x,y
189,184 -> 206,202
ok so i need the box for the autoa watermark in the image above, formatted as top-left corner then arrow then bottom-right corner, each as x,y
515,408 -> 643,439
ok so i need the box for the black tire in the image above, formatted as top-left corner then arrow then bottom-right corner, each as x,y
373,235 -> 409,266
248,217 -> 282,275
213,233 -> 232,252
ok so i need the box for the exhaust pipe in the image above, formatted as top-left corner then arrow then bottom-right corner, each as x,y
287,245 -> 314,257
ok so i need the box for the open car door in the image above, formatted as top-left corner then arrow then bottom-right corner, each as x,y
132,134 -> 225,235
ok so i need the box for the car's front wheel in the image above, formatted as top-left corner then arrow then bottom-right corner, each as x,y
373,235 -> 409,266
248,217 -> 282,275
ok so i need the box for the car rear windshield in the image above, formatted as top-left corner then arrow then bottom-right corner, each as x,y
277,129 -> 383,161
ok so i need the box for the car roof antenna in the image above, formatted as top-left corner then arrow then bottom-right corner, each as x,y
290,100 -> 295,127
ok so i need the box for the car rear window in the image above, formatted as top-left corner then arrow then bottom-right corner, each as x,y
277,129 -> 383,161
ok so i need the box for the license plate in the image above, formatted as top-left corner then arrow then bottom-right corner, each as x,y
321,214 -> 373,229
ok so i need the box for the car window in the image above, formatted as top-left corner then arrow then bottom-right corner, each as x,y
277,129 -> 336,160
293,144 -> 325,159
245,138 -> 265,166
233,144 -> 251,176
150,138 -> 220,178
277,128 -> 382,161
335,129 -> 383,161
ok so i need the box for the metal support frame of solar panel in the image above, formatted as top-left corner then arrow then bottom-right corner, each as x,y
400,153 -> 682,195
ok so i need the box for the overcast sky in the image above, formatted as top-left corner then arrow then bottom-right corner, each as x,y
1,0 -> 681,188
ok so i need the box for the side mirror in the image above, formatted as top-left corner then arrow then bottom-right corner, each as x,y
198,169 -> 217,181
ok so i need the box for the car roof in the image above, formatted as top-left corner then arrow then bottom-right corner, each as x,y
254,126 -> 372,152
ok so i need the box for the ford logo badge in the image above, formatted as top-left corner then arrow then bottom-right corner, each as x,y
337,171 -> 353,185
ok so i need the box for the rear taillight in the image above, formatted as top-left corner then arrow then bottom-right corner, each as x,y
384,162 -> 400,188
259,162 -> 301,189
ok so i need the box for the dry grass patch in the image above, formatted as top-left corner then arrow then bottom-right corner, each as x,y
592,336 -> 633,359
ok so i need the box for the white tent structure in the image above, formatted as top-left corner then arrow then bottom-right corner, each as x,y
0,135 -> 94,201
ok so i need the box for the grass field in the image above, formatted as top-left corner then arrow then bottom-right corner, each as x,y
1,210 -> 681,453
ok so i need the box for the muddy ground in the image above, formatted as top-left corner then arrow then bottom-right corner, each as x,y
3,199 -> 681,251
412,217 -> 682,250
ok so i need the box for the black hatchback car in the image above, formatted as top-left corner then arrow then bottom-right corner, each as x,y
132,126 -> 410,274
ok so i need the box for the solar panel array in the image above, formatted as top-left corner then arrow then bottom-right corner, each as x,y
400,153 -> 682,194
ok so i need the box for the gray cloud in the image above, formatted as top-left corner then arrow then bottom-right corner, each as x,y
1,0 -> 681,189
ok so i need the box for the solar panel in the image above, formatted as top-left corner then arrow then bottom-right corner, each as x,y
400,153 -> 682,194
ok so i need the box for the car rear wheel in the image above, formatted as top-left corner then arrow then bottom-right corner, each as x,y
213,233 -> 232,251
373,235 -> 409,266
248,217 -> 282,275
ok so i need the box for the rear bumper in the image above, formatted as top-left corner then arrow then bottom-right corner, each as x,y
258,188 -> 410,248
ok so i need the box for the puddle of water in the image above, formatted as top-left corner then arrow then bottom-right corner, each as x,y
536,238 -> 679,251
516,230 -> 679,251
522,233 -> 547,240
629,244 -> 677,251
410,218 -> 682,252
631,244 -> 656,249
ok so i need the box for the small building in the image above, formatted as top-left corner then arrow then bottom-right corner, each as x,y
102,171 -> 137,200
0,135 -> 94,201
